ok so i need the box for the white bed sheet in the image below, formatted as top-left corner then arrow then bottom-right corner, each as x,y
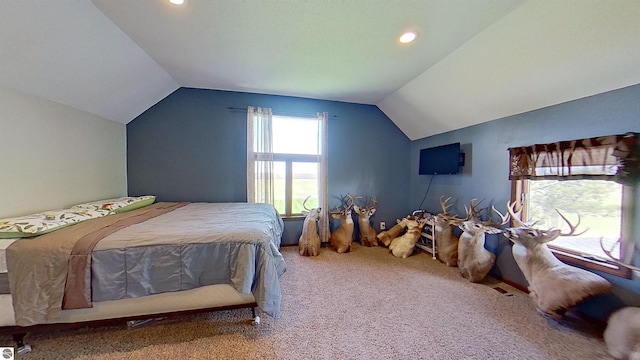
0,239 -> 18,273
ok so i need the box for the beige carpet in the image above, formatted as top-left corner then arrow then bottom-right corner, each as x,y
1,244 -> 611,359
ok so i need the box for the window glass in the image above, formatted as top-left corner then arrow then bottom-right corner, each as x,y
272,116 -> 319,155
528,179 -> 622,259
270,115 -> 320,217
272,161 -> 286,215
291,162 -> 318,214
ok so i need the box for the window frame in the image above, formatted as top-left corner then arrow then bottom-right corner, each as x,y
247,108 -> 329,245
511,179 -> 632,278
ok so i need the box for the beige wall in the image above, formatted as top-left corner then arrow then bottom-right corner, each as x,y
0,86 -> 127,218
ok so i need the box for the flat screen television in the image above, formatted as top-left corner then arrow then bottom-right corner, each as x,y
419,142 -> 463,175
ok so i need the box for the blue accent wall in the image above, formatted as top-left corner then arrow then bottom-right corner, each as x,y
411,84 -> 640,320
127,88 -> 411,246
128,85 -> 639,320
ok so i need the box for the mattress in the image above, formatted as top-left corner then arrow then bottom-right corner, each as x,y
0,238 -> 18,273
0,239 -> 17,294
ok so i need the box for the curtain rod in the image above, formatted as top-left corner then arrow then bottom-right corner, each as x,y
226,106 -> 337,118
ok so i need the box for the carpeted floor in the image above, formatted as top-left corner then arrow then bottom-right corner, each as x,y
1,244 -> 611,359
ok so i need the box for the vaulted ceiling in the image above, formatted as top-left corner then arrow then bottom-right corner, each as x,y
2,1 -> 639,140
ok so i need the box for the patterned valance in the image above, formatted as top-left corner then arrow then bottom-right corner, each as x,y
508,132 -> 639,185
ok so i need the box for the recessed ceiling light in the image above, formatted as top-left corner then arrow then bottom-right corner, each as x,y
399,32 -> 417,44
169,0 -> 185,5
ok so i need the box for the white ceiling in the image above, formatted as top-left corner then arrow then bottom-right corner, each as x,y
2,1 -> 640,140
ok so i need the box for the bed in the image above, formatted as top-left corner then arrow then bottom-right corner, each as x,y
0,198 -> 286,354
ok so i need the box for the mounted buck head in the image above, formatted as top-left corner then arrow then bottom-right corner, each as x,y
503,201 -> 611,319
329,194 -> 356,253
388,217 -> 427,258
433,196 -> 465,267
330,194 -> 354,221
301,195 -> 321,220
458,198 -> 509,236
299,196 -> 321,257
376,217 -> 408,247
353,196 -> 377,220
503,200 -> 584,251
457,199 -> 509,283
354,196 -> 378,247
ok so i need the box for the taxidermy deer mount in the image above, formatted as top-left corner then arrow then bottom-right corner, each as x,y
503,201 -> 611,319
599,239 -> 640,360
604,306 -> 640,360
354,196 -> 378,247
298,196 -> 321,257
329,194 -> 355,253
377,218 -> 409,247
457,199 -> 509,283
389,217 -> 428,259
432,196 -> 465,267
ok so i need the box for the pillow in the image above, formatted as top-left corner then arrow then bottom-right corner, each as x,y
0,208 -> 112,239
71,195 -> 156,213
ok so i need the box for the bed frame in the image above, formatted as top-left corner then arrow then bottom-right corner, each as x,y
0,283 -> 261,355
1,202 -> 285,355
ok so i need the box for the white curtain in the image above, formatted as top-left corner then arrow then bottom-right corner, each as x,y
318,112 -> 329,243
246,106 -> 274,204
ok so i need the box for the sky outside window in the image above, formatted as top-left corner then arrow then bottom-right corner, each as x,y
272,116 -> 319,155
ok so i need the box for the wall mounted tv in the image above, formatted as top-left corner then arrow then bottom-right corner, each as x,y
419,142 -> 464,175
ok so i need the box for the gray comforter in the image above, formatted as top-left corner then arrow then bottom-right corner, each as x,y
90,202 -> 286,318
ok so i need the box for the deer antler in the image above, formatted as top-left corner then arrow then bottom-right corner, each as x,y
505,201 -> 540,228
367,197 -> 378,212
345,194 -> 355,210
600,237 -> 640,272
302,196 -> 312,212
481,205 -> 510,227
464,198 -> 485,221
506,201 -> 525,227
355,196 -> 376,211
555,209 -> 587,236
600,237 -> 622,262
439,196 -> 465,224
440,196 -> 454,216
330,194 -> 354,214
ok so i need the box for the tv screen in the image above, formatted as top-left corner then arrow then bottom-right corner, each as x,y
419,143 -> 462,175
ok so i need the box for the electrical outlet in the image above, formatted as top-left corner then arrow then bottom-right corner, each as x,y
380,221 -> 386,230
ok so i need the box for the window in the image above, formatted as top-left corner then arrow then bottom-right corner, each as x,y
271,115 -> 320,216
515,179 -> 631,276
509,133 -> 638,277
246,106 -> 329,241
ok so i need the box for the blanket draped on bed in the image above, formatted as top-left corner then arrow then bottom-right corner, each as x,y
86,203 -> 286,318
6,202 -> 187,326
63,202 -> 189,310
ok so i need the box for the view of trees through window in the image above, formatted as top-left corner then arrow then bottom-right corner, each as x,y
528,179 -> 622,259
